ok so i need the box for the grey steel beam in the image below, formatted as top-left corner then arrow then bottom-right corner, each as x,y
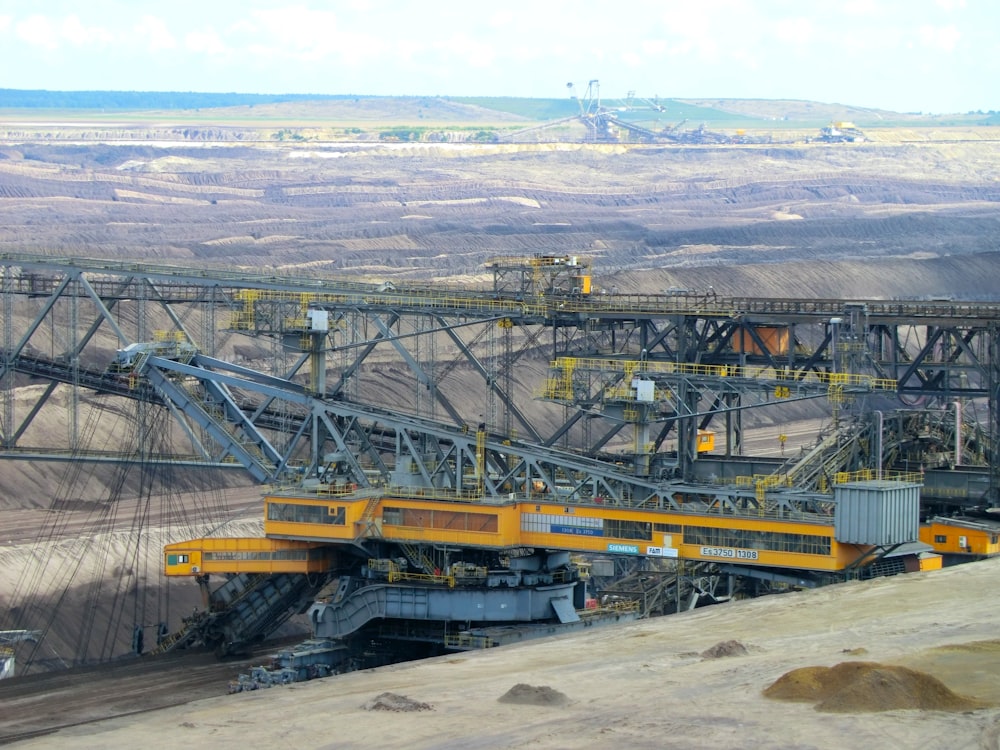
156,355 -> 312,403
330,311 -> 400,396
6,381 -> 58,447
312,408 -> 370,485
0,253 -> 997,513
142,365 -> 274,483
370,314 -> 464,427
75,274 -> 131,346
7,273 -> 73,359
438,318 -> 542,442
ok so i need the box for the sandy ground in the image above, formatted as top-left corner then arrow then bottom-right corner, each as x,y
9,557 -> 999,750
0,511 -> 266,670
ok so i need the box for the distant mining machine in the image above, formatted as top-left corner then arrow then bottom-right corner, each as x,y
816,122 -> 867,143
501,80 -> 666,143
0,630 -> 41,680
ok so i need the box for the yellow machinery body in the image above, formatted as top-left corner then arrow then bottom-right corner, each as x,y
164,536 -> 335,576
697,430 -> 715,453
165,490 -> 883,577
920,516 -> 1000,558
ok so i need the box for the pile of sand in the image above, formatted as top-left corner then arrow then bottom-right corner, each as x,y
362,692 -> 433,712
701,639 -> 749,659
497,684 -> 569,706
763,661 -> 986,713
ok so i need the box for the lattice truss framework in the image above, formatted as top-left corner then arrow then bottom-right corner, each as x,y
1,253 -> 999,506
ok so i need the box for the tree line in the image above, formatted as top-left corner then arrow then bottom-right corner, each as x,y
0,89 -> 352,110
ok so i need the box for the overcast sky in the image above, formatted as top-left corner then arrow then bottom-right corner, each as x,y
0,1 -> 995,114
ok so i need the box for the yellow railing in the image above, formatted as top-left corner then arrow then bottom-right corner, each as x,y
735,469 -> 922,494
833,470 -> 923,484
586,600 -> 642,615
379,486 -> 490,503
547,357 -> 897,392
443,633 -> 496,649
388,570 -> 456,588
602,384 -> 673,402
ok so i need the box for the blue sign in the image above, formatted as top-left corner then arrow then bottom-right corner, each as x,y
552,524 -> 604,537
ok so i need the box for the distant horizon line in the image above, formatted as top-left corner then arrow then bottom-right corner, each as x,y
0,88 -> 899,106
1,88 -> 995,117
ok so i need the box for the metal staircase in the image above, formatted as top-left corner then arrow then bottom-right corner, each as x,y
353,493 -> 383,541
776,420 -> 871,491
156,572 -> 334,657
212,573 -> 334,656
400,542 -> 437,574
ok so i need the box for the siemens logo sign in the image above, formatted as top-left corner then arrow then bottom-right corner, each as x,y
607,543 -> 640,554
700,546 -> 759,561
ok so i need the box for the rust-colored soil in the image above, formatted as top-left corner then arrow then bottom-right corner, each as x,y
763,661 -> 987,713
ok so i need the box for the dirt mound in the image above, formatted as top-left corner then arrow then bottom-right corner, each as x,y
362,692 -> 433,712
497,683 -> 569,706
924,639 -> 1000,655
701,640 -> 749,659
763,661 -> 985,713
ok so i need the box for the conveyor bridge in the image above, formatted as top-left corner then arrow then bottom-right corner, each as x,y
0,253 -> 994,663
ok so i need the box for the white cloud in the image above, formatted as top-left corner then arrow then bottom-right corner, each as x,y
839,25 -> 904,53
226,6 -> 400,67
621,51 -> 642,68
57,16 -> 86,45
16,15 -> 57,50
772,17 -> 814,45
185,29 -> 227,56
59,14 -> 113,47
393,39 -> 422,63
320,30 -> 389,67
13,12 -> 115,51
439,34 -> 495,69
842,0 -> 881,15
11,13 -> 117,50
507,44 -> 542,64
134,16 -> 175,52
658,5 -> 714,38
653,2 -> 762,63
240,7 -> 340,57
0,15 -> 11,33
244,42 -> 277,63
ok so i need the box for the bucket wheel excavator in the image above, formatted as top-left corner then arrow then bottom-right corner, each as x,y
502,80 -> 665,143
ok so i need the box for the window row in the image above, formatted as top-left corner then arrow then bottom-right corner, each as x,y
684,525 -> 831,556
203,550 -> 321,561
383,507 -> 498,533
267,502 -> 346,525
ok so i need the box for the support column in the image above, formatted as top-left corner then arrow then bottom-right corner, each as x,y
1,264 -> 12,448
990,325 -> 1000,507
